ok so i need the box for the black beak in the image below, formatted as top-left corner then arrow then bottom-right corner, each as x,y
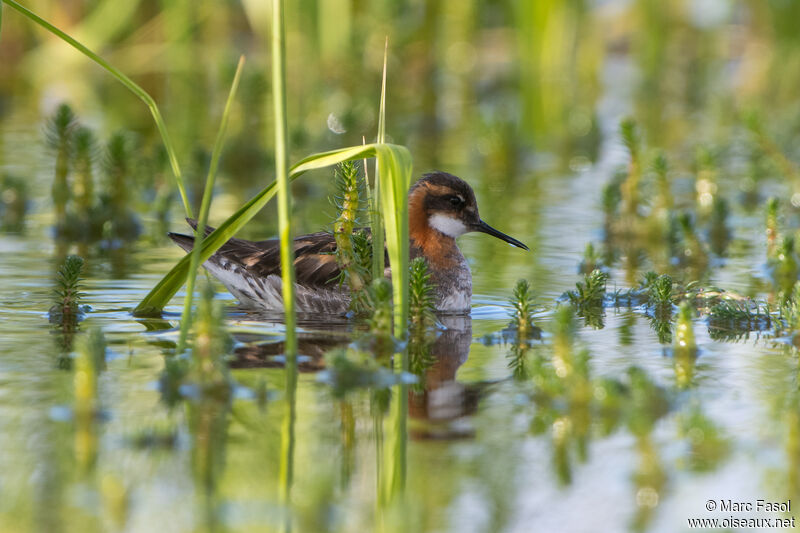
473,219 -> 529,250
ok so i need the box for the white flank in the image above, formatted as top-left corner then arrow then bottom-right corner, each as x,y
429,214 -> 468,238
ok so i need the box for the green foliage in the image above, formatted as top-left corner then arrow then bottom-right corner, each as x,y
45,103 -> 77,223
72,126 -> 97,214
3,0 -> 192,216
507,279 -> 540,378
564,269 -> 608,328
565,269 -> 608,307
766,197 -> 780,259
510,279 -> 536,337
49,255 -> 86,325
708,299 -> 771,331
408,258 -> 436,334
358,278 -> 398,358
647,274 -> 674,308
332,161 -> 369,296
579,243 -> 603,274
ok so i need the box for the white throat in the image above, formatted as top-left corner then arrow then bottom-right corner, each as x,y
429,214 -> 468,238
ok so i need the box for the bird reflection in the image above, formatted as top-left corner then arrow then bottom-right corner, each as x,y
229,314 -> 487,439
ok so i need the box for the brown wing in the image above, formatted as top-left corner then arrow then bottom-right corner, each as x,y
185,219 -> 344,288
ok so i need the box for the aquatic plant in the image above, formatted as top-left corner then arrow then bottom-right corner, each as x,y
619,118 -> 642,218
49,255 -> 86,325
673,302 -> 697,389
332,161 -> 368,295
359,278 -> 398,359
506,279 -> 540,378
744,110 -> 800,195
771,236 -> 799,293
694,146 -> 717,213
408,258 -> 436,335
101,132 -> 140,242
44,103 -> 76,228
510,279 -> 537,339
708,197 -> 730,256
2,0 -> 192,216
708,299 -> 771,331
766,197 -> 780,259
676,212 -> 708,270
578,243 -> 604,274
407,258 -> 437,386
564,269 -> 608,328
0,173 -> 28,231
646,274 -> 674,309
564,269 -> 608,308
72,126 -> 96,218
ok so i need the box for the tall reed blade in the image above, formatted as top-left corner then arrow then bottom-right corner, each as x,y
371,37 -> 389,280
2,0 -> 192,218
175,55 -> 245,354
272,0 -> 297,529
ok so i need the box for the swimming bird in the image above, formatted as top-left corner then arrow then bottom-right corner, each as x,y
169,171 -> 528,315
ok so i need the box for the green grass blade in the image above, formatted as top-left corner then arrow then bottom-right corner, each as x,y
272,0 -> 296,367
134,144 -> 412,328
371,37 -> 389,279
2,0 -> 192,218
272,0 -> 297,529
175,55 -> 245,354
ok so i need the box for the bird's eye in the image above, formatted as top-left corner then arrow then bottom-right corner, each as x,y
448,195 -> 463,207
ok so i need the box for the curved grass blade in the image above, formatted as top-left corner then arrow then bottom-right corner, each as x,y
175,55 -> 245,354
1,0 -> 192,217
134,143 -> 412,337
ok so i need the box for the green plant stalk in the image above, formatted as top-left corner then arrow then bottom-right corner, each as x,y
2,0 -> 192,218
272,1 -> 296,530
134,143 -> 412,336
334,162 -> 365,292
371,38 -> 388,280
175,55 -> 245,354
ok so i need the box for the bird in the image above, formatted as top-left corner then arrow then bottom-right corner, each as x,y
168,171 -> 528,315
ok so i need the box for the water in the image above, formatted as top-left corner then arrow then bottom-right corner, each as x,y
2,1 -> 800,532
